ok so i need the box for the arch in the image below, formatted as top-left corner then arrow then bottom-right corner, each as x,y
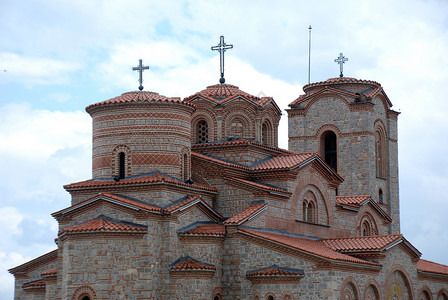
384,265 -> 415,300
317,125 -> 341,172
261,118 -> 274,146
293,180 -> 332,226
302,190 -> 317,223
357,212 -> 378,237
281,291 -> 294,299
437,289 -> 448,300
71,286 -> 96,300
112,145 -> 132,179
363,278 -> 381,300
418,286 -> 433,300
224,111 -> 253,139
304,92 -> 351,116
374,119 -> 387,179
192,111 -> 215,143
340,276 -> 360,300
265,292 -> 275,300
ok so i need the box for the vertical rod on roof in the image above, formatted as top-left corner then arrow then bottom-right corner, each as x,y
308,25 -> 312,84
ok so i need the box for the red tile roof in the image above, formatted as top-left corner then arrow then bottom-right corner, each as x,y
417,259 -> 448,276
64,172 -> 217,193
180,224 -> 226,236
252,153 -> 316,171
303,77 -> 381,91
335,195 -> 392,221
22,279 -> 46,289
225,177 -> 291,196
240,229 -> 380,266
59,216 -> 147,235
41,268 -> 57,277
52,192 -> 162,217
246,265 -> 304,277
86,91 -> 195,112
322,234 -> 402,252
335,195 -> 371,207
224,203 -> 267,225
163,195 -> 223,219
170,257 -> 216,271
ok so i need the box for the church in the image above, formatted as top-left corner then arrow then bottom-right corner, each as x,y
8,38 -> 448,299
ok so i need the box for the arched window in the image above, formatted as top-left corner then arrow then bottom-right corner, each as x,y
303,201 -> 308,222
197,120 -> 209,144
379,189 -> 383,204
82,297 -> 90,300
362,220 -> 371,236
119,152 -> 125,179
323,131 -> 337,171
183,153 -> 189,181
374,123 -> 387,178
262,120 -> 273,146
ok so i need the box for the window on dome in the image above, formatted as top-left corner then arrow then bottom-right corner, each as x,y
375,128 -> 386,178
323,131 -> 337,171
262,121 -> 272,146
119,152 -> 125,179
197,120 -> 208,144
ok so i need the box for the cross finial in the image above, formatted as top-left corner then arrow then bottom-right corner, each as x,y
132,59 -> 150,91
211,36 -> 233,84
334,53 -> 348,77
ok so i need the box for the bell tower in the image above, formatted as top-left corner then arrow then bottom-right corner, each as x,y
287,76 -> 400,233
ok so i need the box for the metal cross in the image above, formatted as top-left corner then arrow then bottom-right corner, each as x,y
334,53 -> 348,77
132,59 -> 150,91
211,36 -> 233,84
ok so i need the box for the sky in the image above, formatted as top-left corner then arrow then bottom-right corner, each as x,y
0,0 -> 447,298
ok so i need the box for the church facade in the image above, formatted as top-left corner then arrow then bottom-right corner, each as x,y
9,76 -> 448,299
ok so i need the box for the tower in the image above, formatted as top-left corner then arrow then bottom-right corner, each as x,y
86,91 -> 195,182
287,77 -> 400,233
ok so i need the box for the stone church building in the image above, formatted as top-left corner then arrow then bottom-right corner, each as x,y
9,73 -> 448,299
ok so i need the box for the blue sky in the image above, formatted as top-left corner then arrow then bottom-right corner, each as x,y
1,0 -> 448,298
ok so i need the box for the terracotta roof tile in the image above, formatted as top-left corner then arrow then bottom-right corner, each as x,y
41,268 -> 57,277
170,256 -> 216,271
64,172 -> 217,193
417,259 -> 448,276
252,153 -> 316,171
246,264 -> 304,277
322,234 -> 402,252
240,229 -> 380,266
163,195 -> 223,219
192,151 -> 250,170
180,224 -> 226,236
303,77 -> 381,91
335,195 -> 371,207
59,215 -> 147,235
224,203 -> 267,225
22,279 -> 46,289
225,176 -> 291,196
86,91 -> 195,112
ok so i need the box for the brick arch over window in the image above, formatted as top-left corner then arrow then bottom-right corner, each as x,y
384,265 -> 415,300
363,278 -> 381,300
374,119 -> 387,179
356,212 -> 378,237
340,276 -> 360,300
111,145 -> 132,179
296,184 -> 330,226
418,286 -> 433,300
281,291 -> 294,299
225,113 -> 253,139
192,113 -> 215,144
437,289 -> 448,300
316,124 -> 341,172
261,118 -> 274,146
181,148 -> 190,181
265,292 -> 276,300
71,286 -> 96,300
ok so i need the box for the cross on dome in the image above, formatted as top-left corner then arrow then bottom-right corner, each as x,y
334,53 -> 348,77
132,59 -> 150,91
211,35 -> 233,84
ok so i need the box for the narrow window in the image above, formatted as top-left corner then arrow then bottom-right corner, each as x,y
303,201 -> 308,222
324,131 -> 337,171
362,221 -> 371,236
183,153 -> 188,181
119,152 -> 125,179
308,201 -> 315,223
379,189 -> 383,204
197,120 -> 208,143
